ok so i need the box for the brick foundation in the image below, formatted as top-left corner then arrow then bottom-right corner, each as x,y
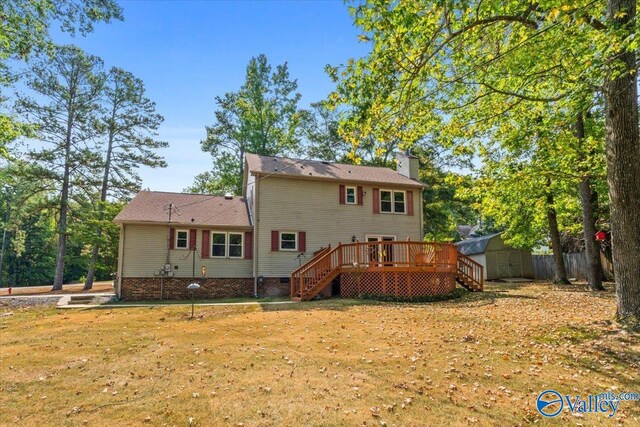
257,277 -> 291,298
120,277 -> 254,300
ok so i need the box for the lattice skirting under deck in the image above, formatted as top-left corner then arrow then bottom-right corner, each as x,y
339,271 -> 456,298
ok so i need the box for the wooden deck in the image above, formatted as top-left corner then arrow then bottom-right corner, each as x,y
291,241 -> 483,301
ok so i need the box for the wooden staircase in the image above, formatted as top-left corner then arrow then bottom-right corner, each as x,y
455,252 -> 484,292
291,245 -> 341,301
291,241 -> 484,301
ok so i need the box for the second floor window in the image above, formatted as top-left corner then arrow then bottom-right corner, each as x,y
346,187 -> 356,204
380,190 -> 405,214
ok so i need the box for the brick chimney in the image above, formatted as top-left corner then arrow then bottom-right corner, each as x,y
395,151 -> 419,180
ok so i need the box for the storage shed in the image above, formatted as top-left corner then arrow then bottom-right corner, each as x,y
455,233 -> 533,280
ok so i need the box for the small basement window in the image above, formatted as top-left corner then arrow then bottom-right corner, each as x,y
280,232 -> 297,251
176,230 -> 189,249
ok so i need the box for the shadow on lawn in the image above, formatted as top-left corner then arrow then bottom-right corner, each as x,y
553,323 -> 640,393
259,288 -> 538,312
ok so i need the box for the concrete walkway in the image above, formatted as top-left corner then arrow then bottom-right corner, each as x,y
0,292 -> 116,299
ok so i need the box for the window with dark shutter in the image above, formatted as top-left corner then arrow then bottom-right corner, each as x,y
373,188 -> 380,214
339,184 -> 346,204
407,190 -> 414,216
299,231 -> 306,252
244,231 -> 253,259
271,230 -> 279,251
169,227 -> 175,250
357,186 -> 364,206
189,229 -> 197,250
201,230 -> 210,258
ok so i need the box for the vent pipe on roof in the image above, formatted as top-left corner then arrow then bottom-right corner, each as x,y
224,193 -> 233,200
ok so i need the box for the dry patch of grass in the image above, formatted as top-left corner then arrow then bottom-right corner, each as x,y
1,283 -> 638,426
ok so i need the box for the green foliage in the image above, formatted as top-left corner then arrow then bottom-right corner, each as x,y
0,0 -> 123,158
198,54 -> 305,194
328,0 -> 619,250
99,67 -> 167,197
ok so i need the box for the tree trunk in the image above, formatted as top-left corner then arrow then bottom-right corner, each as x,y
52,95 -> 75,291
578,177 -> 605,291
546,184 -> 570,285
84,118 -> 115,291
575,112 -> 605,291
606,0 -> 640,328
52,154 -> 71,290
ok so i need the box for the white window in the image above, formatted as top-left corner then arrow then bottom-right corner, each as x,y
380,190 -> 405,214
211,232 -> 226,257
211,231 -> 244,259
346,186 -> 357,204
394,191 -> 406,213
280,232 -> 297,251
228,233 -> 243,258
176,230 -> 189,249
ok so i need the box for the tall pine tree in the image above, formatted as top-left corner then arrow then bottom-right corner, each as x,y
17,45 -> 105,290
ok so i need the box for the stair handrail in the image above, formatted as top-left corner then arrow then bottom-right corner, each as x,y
456,251 -> 484,291
291,244 -> 342,299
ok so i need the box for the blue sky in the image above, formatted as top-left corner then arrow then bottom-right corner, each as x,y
52,0 -> 367,192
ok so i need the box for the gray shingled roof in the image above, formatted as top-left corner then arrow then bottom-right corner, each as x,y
455,233 -> 502,255
245,153 -> 425,187
114,191 -> 251,227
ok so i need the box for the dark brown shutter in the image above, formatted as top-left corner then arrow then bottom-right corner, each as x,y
201,230 -> 210,259
299,231 -> 306,252
357,186 -> 364,206
244,231 -> 253,259
271,230 -> 279,251
407,190 -> 414,216
189,229 -> 197,250
339,184 -> 346,204
373,188 -> 380,214
169,227 -> 175,250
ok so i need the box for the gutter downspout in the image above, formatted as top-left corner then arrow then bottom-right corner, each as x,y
253,176 -> 259,298
117,224 -> 125,298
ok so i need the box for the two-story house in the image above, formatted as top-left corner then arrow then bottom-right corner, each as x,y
114,152 -> 483,300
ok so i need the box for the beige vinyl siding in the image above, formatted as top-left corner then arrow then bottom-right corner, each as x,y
468,253 -> 488,280
256,177 -> 422,277
122,224 -> 252,278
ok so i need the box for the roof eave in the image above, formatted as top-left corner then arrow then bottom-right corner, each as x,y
248,170 -> 426,188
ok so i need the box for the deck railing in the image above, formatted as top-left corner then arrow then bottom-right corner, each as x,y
456,252 -> 484,291
291,241 -> 470,300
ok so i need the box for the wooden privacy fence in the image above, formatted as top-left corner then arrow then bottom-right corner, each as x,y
532,252 -> 614,280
